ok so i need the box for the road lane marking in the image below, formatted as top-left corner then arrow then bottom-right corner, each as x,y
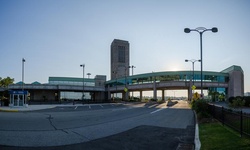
100,105 -> 104,108
89,105 -> 91,109
150,108 -> 164,114
112,107 -> 133,111
74,106 -> 78,110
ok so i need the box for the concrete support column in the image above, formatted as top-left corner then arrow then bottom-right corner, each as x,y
125,91 -> 129,101
122,92 -> 126,101
140,91 -> 143,101
162,90 -> 165,101
57,91 -> 60,101
107,85 -> 111,101
153,77 -> 157,100
188,88 -> 192,101
189,80 -> 192,101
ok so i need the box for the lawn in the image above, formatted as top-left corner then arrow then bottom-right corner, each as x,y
199,122 -> 250,150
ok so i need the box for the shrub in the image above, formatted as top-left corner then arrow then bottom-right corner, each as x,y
228,96 -> 235,103
157,99 -> 165,104
228,96 -> 250,107
244,96 -> 250,107
229,97 -> 245,108
191,99 -> 210,118
150,98 -> 157,102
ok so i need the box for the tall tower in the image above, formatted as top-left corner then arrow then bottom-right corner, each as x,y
111,39 -> 129,80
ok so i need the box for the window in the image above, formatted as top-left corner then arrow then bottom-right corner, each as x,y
118,46 -> 125,63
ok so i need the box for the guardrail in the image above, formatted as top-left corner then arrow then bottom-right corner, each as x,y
208,104 -> 250,137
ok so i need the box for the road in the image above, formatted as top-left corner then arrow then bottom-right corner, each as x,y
0,101 -> 195,150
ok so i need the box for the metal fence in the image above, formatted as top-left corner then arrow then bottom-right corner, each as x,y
208,104 -> 250,137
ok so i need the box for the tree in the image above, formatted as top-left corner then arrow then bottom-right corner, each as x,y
0,77 -> 14,87
208,90 -> 220,102
218,93 -> 225,101
0,77 -> 14,105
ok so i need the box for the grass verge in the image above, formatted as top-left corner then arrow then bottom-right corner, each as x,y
199,121 -> 250,150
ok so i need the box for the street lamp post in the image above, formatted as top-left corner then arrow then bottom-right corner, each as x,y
129,65 -> 136,76
185,59 -> 201,86
129,65 -> 136,99
124,66 -> 128,101
22,58 -> 25,91
184,27 -> 218,97
80,64 -> 85,102
22,58 -> 26,106
87,73 -> 91,78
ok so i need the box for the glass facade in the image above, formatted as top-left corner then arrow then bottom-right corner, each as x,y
48,77 -> 95,100
60,91 -> 91,100
49,77 -> 95,86
49,81 -> 95,86
106,71 -> 229,87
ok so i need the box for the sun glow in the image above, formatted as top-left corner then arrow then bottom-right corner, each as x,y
167,64 -> 182,71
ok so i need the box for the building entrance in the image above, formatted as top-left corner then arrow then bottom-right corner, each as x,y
9,91 -> 28,107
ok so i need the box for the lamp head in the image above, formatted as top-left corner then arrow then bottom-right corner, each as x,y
211,27 -> 218,33
184,28 -> 191,33
185,59 -> 188,62
198,60 -> 201,62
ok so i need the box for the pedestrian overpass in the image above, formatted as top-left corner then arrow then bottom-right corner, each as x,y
106,70 -> 229,100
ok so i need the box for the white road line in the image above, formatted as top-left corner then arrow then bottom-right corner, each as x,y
89,105 -> 91,109
150,108 -> 164,114
100,105 -> 104,108
74,106 -> 78,110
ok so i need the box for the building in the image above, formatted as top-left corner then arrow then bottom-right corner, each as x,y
7,39 -> 245,106
221,65 -> 244,97
110,39 -> 130,80
245,92 -> 250,96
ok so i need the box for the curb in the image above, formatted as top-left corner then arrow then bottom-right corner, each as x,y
0,109 -> 19,112
193,110 -> 201,150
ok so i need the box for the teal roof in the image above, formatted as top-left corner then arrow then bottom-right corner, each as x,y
49,77 -> 95,83
32,81 -> 41,84
16,81 -> 24,84
221,65 -> 243,74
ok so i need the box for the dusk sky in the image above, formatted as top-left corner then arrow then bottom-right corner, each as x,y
0,0 -> 249,95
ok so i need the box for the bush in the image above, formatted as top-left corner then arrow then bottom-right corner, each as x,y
191,99 -> 210,118
129,97 -> 140,102
150,98 -> 157,102
244,96 -> 250,107
228,96 -> 250,107
229,97 -> 245,108
157,99 -> 165,104
228,96 -> 234,103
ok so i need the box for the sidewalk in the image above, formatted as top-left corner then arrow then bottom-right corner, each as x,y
0,105 -> 58,112
211,101 -> 250,114
0,103 -> 87,112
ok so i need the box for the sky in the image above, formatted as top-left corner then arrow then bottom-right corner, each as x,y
0,0 -> 250,95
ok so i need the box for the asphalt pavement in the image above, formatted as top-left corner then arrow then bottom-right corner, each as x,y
0,101 -> 195,150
